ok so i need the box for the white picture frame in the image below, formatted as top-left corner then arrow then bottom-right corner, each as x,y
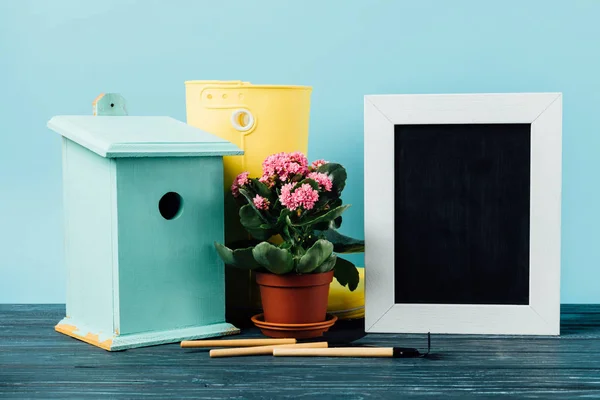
364,93 -> 562,335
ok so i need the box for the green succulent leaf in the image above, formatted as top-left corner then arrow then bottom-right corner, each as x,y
332,216 -> 343,229
291,204 -> 350,227
239,187 -> 272,224
333,257 -> 360,291
276,208 -> 293,227
250,178 -> 274,201
313,216 -> 343,232
314,253 -> 337,273
281,224 -> 295,244
312,221 -> 330,231
329,198 -> 343,209
214,241 -> 236,265
252,242 -> 294,274
317,163 -> 347,194
239,204 -> 275,241
239,203 -> 261,226
296,239 -> 334,273
214,242 -> 262,270
313,191 -> 334,209
313,195 -> 342,214
279,241 -> 293,250
318,229 -> 365,253
294,178 -> 320,191
238,185 -> 256,203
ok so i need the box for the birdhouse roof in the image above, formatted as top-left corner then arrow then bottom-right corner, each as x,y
47,116 -> 243,158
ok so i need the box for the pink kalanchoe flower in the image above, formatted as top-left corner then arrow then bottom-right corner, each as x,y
286,161 -> 305,177
291,183 -> 320,210
236,171 -> 250,186
289,151 -> 309,168
253,195 -> 270,210
231,171 -> 250,197
311,159 -> 328,169
261,152 -> 309,183
261,153 -> 283,179
259,175 -> 276,188
307,172 -> 333,192
279,183 -> 297,210
288,152 -> 309,178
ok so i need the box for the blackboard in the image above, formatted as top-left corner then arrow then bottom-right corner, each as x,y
394,124 -> 531,305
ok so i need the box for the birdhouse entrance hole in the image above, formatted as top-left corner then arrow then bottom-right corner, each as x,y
159,192 -> 183,220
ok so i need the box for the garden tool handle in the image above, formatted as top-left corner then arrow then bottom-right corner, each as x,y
181,338 -> 296,348
273,347 -> 395,358
210,341 -> 328,358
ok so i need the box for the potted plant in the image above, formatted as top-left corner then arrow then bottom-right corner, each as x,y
214,152 -> 361,332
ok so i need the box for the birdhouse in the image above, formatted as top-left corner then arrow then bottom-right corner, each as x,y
47,115 -> 243,351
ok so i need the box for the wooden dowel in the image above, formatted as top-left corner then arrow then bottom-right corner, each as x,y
181,338 -> 296,348
210,342 -> 328,358
273,347 -> 395,358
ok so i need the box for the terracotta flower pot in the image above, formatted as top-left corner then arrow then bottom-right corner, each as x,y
255,271 -> 334,325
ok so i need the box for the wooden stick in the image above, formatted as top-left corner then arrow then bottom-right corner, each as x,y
180,338 -> 296,348
273,347 -> 395,358
210,342 -> 328,358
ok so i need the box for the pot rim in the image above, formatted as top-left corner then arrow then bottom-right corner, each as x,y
251,313 -> 338,328
255,270 -> 334,288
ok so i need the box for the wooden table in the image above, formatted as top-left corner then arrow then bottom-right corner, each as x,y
1,304 -> 600,399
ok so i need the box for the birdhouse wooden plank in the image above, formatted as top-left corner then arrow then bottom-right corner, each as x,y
47,115 -> 243,351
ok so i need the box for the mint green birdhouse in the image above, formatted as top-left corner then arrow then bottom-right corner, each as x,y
47,116 -> 243,351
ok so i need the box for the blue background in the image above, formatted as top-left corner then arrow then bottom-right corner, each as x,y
1,0 -> 598,303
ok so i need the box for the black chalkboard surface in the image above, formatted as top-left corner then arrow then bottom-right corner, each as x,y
394,124 -> 531,305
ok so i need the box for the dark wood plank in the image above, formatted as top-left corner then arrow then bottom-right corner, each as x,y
1,304 -> 600,399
